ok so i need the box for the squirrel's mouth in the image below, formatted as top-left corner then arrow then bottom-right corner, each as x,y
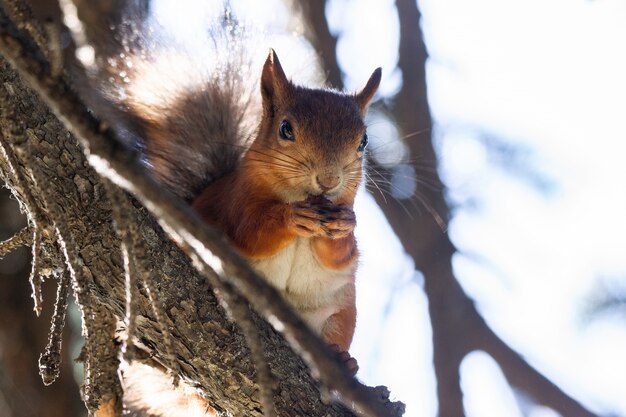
306,193 -> 337,205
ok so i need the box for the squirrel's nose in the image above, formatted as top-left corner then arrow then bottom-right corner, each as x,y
316,172 -> 342,192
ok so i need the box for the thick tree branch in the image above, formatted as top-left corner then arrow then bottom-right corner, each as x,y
0,5 -> 403,417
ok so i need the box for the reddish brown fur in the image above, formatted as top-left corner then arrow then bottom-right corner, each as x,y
324,295 -> 357,352
192,50 -> 380,369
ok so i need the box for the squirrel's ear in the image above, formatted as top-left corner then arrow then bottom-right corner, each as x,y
355,68 -> 382,113
261,49 -> 289,111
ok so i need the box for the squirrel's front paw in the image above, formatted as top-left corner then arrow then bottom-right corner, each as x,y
317,204 -> 355,239
290,201 -> 329,237
329,344 -> 359,376
290,200 -> 355,239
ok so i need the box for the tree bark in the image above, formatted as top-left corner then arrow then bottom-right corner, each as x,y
0,3 -> 404,417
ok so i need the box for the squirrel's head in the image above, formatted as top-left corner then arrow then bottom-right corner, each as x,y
246,49 -> 381,204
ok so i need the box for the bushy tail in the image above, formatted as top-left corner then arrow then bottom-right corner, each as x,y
71,7 -> 259,201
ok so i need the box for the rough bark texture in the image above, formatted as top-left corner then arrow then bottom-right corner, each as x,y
0,2 -> 404,417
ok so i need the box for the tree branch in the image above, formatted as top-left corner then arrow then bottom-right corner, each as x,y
297,0 -> 342,89
0,4 -> 403,417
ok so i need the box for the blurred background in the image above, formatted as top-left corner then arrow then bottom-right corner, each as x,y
1,0 -> 625,416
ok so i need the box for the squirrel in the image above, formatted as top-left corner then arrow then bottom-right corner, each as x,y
192,50 -> 380,359
79,8 -> 380,416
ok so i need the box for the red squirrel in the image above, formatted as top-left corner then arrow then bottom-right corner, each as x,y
191,50 -> 380,361
135,48 -> 380,362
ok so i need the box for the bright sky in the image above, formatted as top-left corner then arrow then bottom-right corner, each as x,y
427,1 -> 626,415
152,1 -> 626,416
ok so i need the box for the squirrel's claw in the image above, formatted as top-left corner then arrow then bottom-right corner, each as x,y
329,344 -> 359,376
290,201 -> 355,239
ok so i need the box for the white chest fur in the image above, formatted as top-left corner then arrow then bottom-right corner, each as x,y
251,237 -> 355,334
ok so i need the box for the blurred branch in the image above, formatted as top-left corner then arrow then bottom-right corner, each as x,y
70,0 -> 149,55
586,280 -> 626,321
299,0 -> 602,416
297,0 -> 342,88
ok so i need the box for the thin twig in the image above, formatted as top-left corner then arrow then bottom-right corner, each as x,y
0,226 -> 31,258
28,226 -> 43,315
27,157 -> 93,407
38,269 -> 71,385
55,195 -> 123,415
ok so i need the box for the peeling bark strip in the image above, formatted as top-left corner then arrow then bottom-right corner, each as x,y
39,270 -> 70,386
28,226 -> 43,315
0,225 -> 31,257
0,3 -> 404,417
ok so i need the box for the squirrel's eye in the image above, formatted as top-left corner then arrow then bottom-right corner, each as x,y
358,133 -> 369,152
279,120 -> 295,141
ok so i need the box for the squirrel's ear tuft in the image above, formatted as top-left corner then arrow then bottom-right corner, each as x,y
355,68 -> 382,113
261,49 -> 289,112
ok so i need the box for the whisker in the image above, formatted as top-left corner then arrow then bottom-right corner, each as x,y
344,166 -> 364,175
343,156 -> 363,170
365,127 -> 430,149
255,144 -> 312,171
363,171 -> 387,204
367,164 -> 441,191
270,175 -> 308,188
398,128 -> 431,141
414,176 -> 441,192
410,189 -> 447,232
362,163 -> 447,229
274,172 -> 309,182
245,166 -> 303,177
244,158 -> 303,173
278,143 -> 312,170
245,149 -> 306,170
